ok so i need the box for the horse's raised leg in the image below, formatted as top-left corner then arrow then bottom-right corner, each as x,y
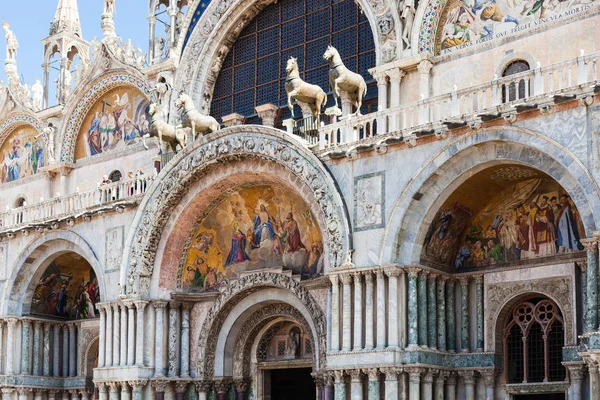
287,93 -> 296,118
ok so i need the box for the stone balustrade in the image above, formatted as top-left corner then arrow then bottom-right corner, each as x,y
282,51 -> 600,150
0,174 -> 155,234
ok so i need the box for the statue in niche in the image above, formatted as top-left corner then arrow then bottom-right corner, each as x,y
153,37 -> 165,63
399,0 -> 417,49
32,78 -> 43,111
285,328 -> 300,358
42,123 -> 56,164
284,57 -> 327,118
2,22 -> 18,61
104,0 -> 116,16
323,45 -> 367,115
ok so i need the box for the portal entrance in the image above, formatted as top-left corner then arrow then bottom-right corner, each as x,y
268,367 -> 315,400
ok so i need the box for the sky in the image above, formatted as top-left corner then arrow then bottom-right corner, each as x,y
0,0 -> 149,87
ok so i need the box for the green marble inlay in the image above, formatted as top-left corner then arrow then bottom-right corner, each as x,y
368,381 -> 379,400
447,281 -> 456,352
334,383 -> 346,400
428,278 -> 437,348
418,274 -> 428,346
408,273 -> 418,346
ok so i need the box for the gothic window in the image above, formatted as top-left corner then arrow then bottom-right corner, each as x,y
211,0 -> 377,126
503,298 -> 566,384
108,170 -> 122,182
501,60 -> 531,103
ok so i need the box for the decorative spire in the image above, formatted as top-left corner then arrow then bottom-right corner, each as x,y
50,0 -> 82,37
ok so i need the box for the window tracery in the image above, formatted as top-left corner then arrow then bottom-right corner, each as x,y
502,59 -> 531,103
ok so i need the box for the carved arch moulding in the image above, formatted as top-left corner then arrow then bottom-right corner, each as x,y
0,113 -> 44,148
59,72 -> 154,163
175,0 -> 384,115
121,126 -> 352,297
197,272 -> 327,379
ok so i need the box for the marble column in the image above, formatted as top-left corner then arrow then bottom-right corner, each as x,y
69,324 -> 77,376
330,276 -> 340,352
341,274 -> 353,352
387,69 -> 404,132
121,382 -> 131,400
459,278 -> 470,352
364,272 -> 375,350
375,73 -> 388,133
565,365 -> 584,400
234,380 -> 248,400
427,275 -> 437,349
48,390 -> 59,400
475,276 -> 484,352
34,390 -> 44,400
105,304 -> 113,367
97,384 -> 108,400
21,319 -> 31,375
481,371 -> 495,400
0,321 -> 4,374
445,373 -> 457,400
376,270 -> 386,349
215,380 -> 231,400
433,371 -> 446,400
6,319 -> 18,375
69,390 -> 79,400
407,368 -> 422,400
582,238 -> 599,332
129,380 -> 148,400
126,301 -> 136,366
120,303 -> 128,367
437,277 -> 447,351
62,325 -> 69,376
43,322 -> 51,376
334,371 -> 346,400
61,391 -> 69,400
366,369 -> 379,400
446,280 -> 456,352
108,382 -> 120,400
81,390 -> 91,400
168,302 -> 180,377
17,388 -> 32,400
32,321 -> 41,375
387,268 -> 401,348
384,368 -> 400,400
349,370 -> 363,400
589,363 -> 599,400
98,305 -> 106,367
353,272 -> 363,351
418,60 -> 433,99
418,271 -> 428,347
134,300 -> 148,366
52,323 -> 60,376
421,370 -> 433,400
407,268 -> 419,348
112,304 -> 120,366
461,371 -> 475,400
180,302 -> 191,377
154,300 -> 168,376
195,381 -> 212,400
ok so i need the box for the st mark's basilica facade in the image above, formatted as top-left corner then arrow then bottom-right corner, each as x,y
0,0 -> 599,399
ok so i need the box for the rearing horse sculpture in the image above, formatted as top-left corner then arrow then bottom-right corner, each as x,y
323,45 -> 367,115
285,57 -> 327,118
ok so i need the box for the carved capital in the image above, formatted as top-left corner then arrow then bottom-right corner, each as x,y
384,266 -> 402,278
194,381 -> 212,393
333,370 -> 345,383
364,271 -> 374,283
459,277 -> 470,286
564,364 -> 586,381
340,273 -> 353,285
460,370 -> 476,385
133,300 -> 148,311
435,370 -> 449,384
107,382 -> 120,393
234,379 -> 250,392
474,275 -> 484,284
417,60 -> 433,74
382,367 -> 402,380
428,272 -> 438,282
1,389 -> 14,395
386,68 -> 406,83
406,367 -> 423,383
480,369 -> 496,386
421,369 -> 435,384
348,369 -> 363,382
407,267 -> 421,278
17,388 -> 33,396
418,270 -> 429,279
214,379 -> 231,394
151,380 -> 168,393
581,238 -> 598,251
174,381 -> 191,393
152,300 -> 169,310
352,271 -> 362,283
365,368 -> 380,381
330,275 -> 339,286
374,73 -> 388,86
375,269 -> 385,279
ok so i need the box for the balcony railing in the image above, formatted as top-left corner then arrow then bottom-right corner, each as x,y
311,52 -> 599,150
0,175 -> 155,232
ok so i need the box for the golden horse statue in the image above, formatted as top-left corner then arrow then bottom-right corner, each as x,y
285,57 -> 327,118
323,45 -> 367,115
175,93 -> 221,140
143,103 -> 188,153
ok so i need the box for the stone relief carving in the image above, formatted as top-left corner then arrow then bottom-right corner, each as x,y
197,272 -> 327,379
125,128 -> 350,296
485,276 -> 574,349
105,226 -> 124,273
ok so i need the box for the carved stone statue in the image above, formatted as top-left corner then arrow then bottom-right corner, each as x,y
31,78 -> 43,112
143,103 -> 188,153
175,93 -> 220,140
400,0 -> 417,48
3,22 -> 18,61
154,76 -> 172,119
284,57 -> 327,118
104,0 -> 116,16
323,45 -> 367,115
63,69 -> 72,99
42,123 -> 56,164
154,37 -> 165,63
285,329 -> 300,358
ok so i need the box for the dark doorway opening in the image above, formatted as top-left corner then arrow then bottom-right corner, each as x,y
514,394 -> 565,400
270,367 -> 315,400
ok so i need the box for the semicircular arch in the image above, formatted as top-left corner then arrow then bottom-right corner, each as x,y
121,125 -> 351,297
381,127 -> 600,266
2,230 -> 106,316
0,113 -> 44,149
59,71 -> 154,163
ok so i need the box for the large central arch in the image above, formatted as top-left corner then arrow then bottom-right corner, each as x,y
120,126 -> 352,296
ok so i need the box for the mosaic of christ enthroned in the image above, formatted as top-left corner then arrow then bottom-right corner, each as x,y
181,184 -> 324,292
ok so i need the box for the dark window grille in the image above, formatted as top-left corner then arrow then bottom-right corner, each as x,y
502,60 -> 531,103
211,0 -> 377,125
503,298 -> 565,384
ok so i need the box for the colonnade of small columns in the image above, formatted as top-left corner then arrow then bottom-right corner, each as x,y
0,318 -> 80,378
96,300 -> 193,377
329,266 -> 485,353
0,388 -> 93,400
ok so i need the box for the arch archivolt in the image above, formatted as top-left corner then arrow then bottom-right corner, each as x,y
2,230 -> 106,316
0,113 -> 44,149
197,272 -> 327,379
381,127 -> 600,266
175,0 -> 385,116
486,277 -> 575,352
122,126 -> 351,297
59,71 -> 154,163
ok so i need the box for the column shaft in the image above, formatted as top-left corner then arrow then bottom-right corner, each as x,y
437,278 -> 446,351
69,325 -> 76,376
342,275 -> 352,352
61,325 -> 69,376
181,304 -> 191,377
106,305 -> 113,367
168,303 -> 179,376
154,302 -> 167,376
21,320 -> 31,375
98,306 -> 106,367
52,324 -> 60,376
408,370 -> 421,400
113,305 -> 120,366
120,304 -> 128,366
367,370 -> 380,400
375,75 -> 388,134
460,279 -> 470,352
364,273 -> 375,350
427,276 -> 437,349
387,269 -> 400,348
446,280 -> 456,352
407,270 -> 419,348
350,374 -> 363,400
376,270 -> 386,348
127,303 -> 136,366
583,239 -> 599,331
33,322 -> 41,375
330,276 -> 340,352
353,273 -> 363,351
475,277 -> 484,351
334,372 -> 346,400
384,370 -> 399,400
418,272 -> 428,347
43,324 -> 51,376
135,301 -> 147,366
